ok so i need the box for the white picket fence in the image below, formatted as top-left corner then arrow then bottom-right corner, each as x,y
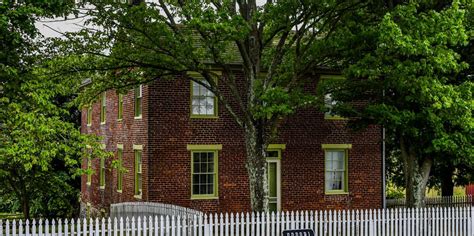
1,206 -> 474,236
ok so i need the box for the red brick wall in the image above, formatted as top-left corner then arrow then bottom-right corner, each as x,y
81,86 -> 149,214
81,71 -> 382,214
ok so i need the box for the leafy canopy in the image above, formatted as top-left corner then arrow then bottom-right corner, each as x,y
0,0 -> 108,218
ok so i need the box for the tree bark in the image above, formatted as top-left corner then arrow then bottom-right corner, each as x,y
244,124 -> 269,212
401,138 -> 433,208
22,195 -> 30,219
440,163 -> 455,196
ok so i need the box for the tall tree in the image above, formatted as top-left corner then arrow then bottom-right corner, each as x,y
56,0 -> 363,211
0,0 -> 106,218
322,0 -> 473,207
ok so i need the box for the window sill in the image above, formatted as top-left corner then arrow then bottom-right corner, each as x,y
100,122 -> 106,125
117,119 -> 122,122
134,194 -> 142,199
324,115 -> 348,121
99,186 -> 105,190
134,116 -> 142,120
87,124 -> 92,127
191,196 -> 219,200
117,190 -> 122,193
325,191 -> 349,195
190,115 -> 219,119
86,182 -> 91,186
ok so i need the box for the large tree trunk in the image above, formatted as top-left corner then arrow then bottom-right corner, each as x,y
401,138 -> 433,208
21,194 -> 30,219
440,163 -> 455,196
244,124 -> 269,212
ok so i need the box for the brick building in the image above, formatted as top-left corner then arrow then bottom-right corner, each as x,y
81,71 -> 383,215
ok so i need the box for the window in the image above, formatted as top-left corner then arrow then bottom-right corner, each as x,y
324,93 -> 337,117
85,146 -> 92,186
322,144 -> 351,194
134,145 -> 143,198
86,105 -> 92,126
87,156 -> 92,185
187,144 -> 221,199
99,157 -> 105,189
117,144 -> 123,192
191,80 -> 217,118
117,93 -> 124,121
100,92 -> 106,124
320,75 -> 346,120
134,85 -> 142,118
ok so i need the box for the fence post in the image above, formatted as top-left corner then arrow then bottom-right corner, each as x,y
204,214 -> 210,236
471,207 -> 474,236
369,209 -> 374,236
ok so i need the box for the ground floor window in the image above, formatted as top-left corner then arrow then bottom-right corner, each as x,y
187,144 -> 221,199
322,144 -> 351,194
134,145 -> 143,198
99,157 -> 105,188
117,144 -> 123,192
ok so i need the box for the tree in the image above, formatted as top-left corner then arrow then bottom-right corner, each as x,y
322,0 -> 473,207
386,147 -> 474,197
55,0 -> 364,211
0,0 -> 106,218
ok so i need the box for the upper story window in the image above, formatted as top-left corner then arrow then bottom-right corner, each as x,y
322,144 -> 351,194
134,85 -> 142,118
86,105 -> 92,126
191,80 -> 217,118
320,75 -> 346,120
117,93 -> 123,121
100,92 -> 106,124
324,93 -> 337,117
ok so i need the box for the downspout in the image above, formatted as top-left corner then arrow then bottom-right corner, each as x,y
382,126 -> 386,209
382,89 -> 387,209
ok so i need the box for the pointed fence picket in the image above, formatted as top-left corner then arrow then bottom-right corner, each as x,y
1,206 -> 474,235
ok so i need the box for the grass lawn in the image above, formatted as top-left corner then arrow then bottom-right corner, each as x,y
0,213 -> 23,220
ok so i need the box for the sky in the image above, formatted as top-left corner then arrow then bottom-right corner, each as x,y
37,1 -> 268,38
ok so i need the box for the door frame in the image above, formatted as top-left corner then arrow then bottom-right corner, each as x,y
267,146 -> 283,211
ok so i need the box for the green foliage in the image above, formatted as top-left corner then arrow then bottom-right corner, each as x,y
0,213 -> 23,220
323,1 -> 473,204
0,0 -> 109,218
386,182 -> 405,199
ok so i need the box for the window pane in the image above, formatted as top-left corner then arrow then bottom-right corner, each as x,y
193,162 -> 200,173
326,171 -> 343,190
193,83 -> 200,94
205,101 -> 214,115
266,151 -> 279,158
208,175 -> 214,186
204,87 -> 213,96
200,162 -> 207,173
193,152 -> 201,162
138,173 -> 142,193
326,156 -> 332,170
193,184 -> 199,195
